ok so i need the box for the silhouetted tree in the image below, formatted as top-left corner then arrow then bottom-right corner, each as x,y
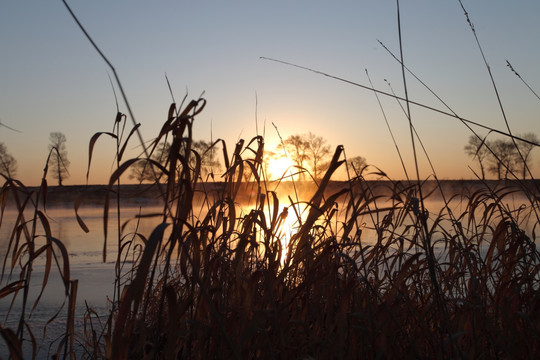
48,132 -> 70,186
514,132 -> 538,180
464,135 -> 490,180
278,134 -> 310,180
130,139 -> 221,182
348,156 -> 367,176
130,141 -> 171,182
486,139 -> 516,180
305,132 -> 331,180
467,134 -> 537,180
262,149 -> 277,180
0,143 -> 17,178
191,140 -> 221,179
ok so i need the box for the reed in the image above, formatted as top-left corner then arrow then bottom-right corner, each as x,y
0,1 -> 538,358
76,98 -> 539,359
0,150 -> 77,359
1,94 -> 539,358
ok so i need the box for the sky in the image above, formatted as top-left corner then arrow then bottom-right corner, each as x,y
1,1 -> 539,186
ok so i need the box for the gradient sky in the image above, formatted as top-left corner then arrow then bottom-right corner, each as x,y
1,1 -> 539,186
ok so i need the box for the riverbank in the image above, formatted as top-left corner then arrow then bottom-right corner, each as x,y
5,179 -> 539,208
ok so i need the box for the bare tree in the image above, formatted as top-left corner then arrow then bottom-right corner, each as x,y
130,139 -> 221,182
305,132 -> 331,180
262,148 -> 277,180
464,135 -> 490,180
348,156 -> 367,177
130,141 -> 171,182
48,132 -> 70,186
469,134 -> 536,180
191,140 -> 221,179
486,139 -> 516,180
514,132 -> 538,180
0,143 -> 17,178
278,134 -> 310,180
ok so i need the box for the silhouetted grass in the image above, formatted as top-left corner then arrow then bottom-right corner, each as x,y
0,150 -> 77,359
82,99 -> 540,358
0,1 -> 539,358
1,95 -> 539,359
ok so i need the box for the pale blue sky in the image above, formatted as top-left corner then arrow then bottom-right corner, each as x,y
1,1 -> 539,185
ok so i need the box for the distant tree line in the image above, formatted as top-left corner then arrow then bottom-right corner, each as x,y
274,132 -> 331,180
273,131 -> 367,181
130,139 -> 221,183
1,131 -> 71,186
0,130 -> 371,185
130,132 -> 369,183
0,143 -> 17,178
464,133 -> 538,180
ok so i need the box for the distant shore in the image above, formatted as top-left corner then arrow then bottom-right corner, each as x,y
5,179 -> 539,208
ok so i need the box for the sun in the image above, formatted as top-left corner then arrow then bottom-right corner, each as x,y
267,155 -> 295,180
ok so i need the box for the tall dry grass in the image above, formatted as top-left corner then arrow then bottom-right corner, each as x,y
0,96 -> 539,359
0,1 -> 539,358
78,98 -> 538,359
0,150 -> 77,359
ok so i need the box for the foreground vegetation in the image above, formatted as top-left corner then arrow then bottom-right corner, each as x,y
1,96 -> 539,359
1,1 -> 539,359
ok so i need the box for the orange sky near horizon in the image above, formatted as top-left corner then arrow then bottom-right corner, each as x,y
1,1 -> 539,186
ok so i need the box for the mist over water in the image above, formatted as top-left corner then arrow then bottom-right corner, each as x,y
0,205 -> 161,359
0,182 -> 537,358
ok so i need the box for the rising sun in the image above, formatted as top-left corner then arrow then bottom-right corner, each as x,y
267,155 -> 295,180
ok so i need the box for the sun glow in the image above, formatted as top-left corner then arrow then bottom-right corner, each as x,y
270,202 -> 309,265
267,155 -> 295,181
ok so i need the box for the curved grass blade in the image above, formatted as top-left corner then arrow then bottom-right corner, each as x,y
86,131 -> 118,182
0,325 -> 23,360
112,222 -> 169,359
74,195 -> 90,233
